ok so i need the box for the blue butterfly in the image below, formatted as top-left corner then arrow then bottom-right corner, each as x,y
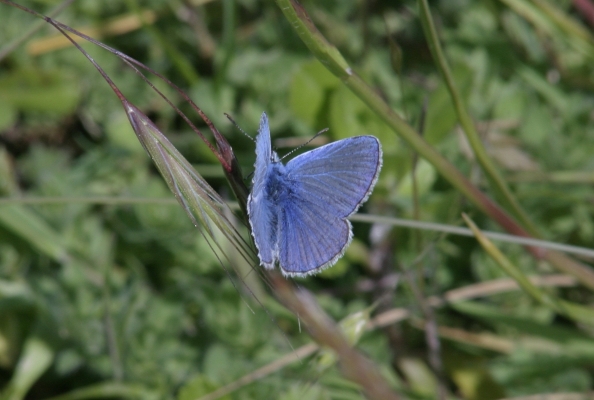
248,112 -> 382,277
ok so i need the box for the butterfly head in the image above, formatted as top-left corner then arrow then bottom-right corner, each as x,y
271,150 -> 281,163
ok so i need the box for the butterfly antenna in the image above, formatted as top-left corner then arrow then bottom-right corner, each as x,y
225,113 -> 255,142
280,127 -> 329,161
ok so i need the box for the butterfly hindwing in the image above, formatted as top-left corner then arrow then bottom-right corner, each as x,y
277,192 -> 352,275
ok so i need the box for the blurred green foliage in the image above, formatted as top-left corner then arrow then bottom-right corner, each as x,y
1,0 -> 594,399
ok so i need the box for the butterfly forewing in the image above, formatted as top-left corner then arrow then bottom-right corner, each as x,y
285,136 -> 382,218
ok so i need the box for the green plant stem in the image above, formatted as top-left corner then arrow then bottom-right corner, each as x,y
417,0 -> 538,236
124,0 -> 200,86
0,0 -> 75,62
270,273 -> 401,400
463,214 -> 594,325
274,0 -> 594,290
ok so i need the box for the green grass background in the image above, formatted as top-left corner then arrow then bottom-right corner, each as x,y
1,0 -> 594,399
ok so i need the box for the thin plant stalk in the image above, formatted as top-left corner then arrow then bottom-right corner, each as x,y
0,0 -> 75,61
273,0 -> 594,290
197,274 -> 577,400
269,273 -> 401,400
0,4 -> 405,398
417,0 -> 538,236
463,213 -> 594,325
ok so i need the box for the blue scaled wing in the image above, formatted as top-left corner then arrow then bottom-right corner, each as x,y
247,112 -> 276,268
278,136 -> 382,275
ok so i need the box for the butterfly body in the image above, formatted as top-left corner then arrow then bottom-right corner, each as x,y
248,112 -> 382,277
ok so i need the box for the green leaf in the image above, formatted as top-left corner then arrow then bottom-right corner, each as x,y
453,301 -> 594,351
0,205 -> 69,263
0,99 -> 17,132
0,68 -> 79,115
43,382 -> 149,400
289,60 -> 338,127
1,337 -> 53,400
397,159 -> 437,199
424,63 -> 473,144
177,375 -> 229,400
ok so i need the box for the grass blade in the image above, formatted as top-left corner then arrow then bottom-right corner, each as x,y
463,213 -> 594,325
